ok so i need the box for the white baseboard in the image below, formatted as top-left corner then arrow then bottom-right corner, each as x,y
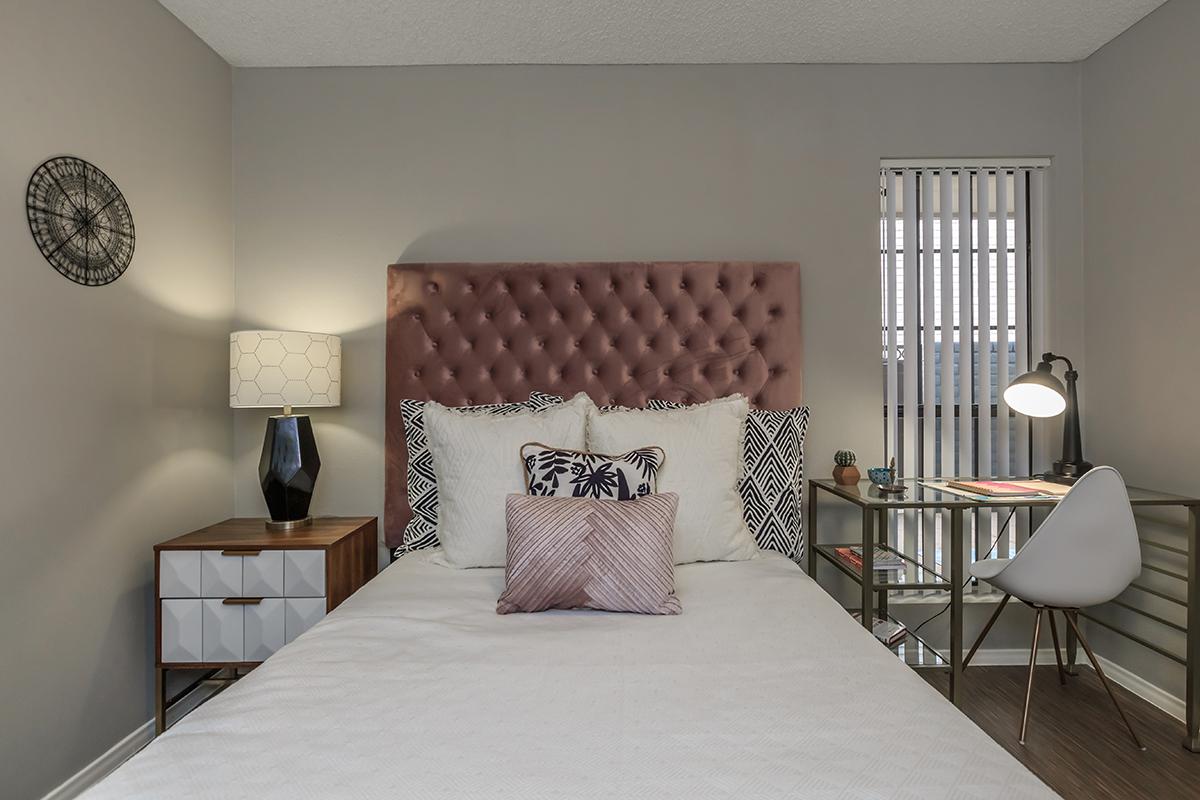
959,649 -> 1185,722
965,647 -> 1064,666
1094,653 -> 1185,722
41,678 -> 226,800
40,719 -> 154,800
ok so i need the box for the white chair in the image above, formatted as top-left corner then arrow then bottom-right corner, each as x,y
963,466 -> 1144,749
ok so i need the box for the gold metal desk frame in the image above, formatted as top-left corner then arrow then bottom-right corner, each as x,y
807,477 -> 1200,752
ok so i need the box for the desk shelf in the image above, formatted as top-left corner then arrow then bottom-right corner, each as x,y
846,608 -> 950,670
807,476 -> 1200,751
814,543 -> 949,591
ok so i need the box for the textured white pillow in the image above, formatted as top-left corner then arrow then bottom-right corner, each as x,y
587,395 -> 759,564
426,392 -> 591,567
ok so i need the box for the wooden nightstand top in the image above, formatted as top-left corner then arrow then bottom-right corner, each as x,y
155,517 -> 377,550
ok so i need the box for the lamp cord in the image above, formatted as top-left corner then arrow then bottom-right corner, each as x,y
908,508 -> 1017,638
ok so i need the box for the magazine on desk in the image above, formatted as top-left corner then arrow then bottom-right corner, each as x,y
920,479 -> 1068,502
948,479 -> 1069,497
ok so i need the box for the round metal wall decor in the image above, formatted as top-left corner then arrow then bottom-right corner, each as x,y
26,156 -> 135,286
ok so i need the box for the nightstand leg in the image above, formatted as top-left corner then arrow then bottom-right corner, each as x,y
154,667 -> 166,735
861,508 -> 875,630
949,508 -> 963,706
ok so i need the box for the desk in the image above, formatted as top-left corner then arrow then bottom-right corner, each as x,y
806,477 -> 1200,750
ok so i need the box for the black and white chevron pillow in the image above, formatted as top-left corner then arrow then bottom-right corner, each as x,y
648,400 -> 810,560
397,391 -> 563,557
522,443 -> 665,500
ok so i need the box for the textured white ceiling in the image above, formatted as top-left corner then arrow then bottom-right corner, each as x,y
158,0 -> 1166,68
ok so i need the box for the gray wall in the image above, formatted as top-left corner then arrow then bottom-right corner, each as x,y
18,9 -> 1195,791
231,63 -> 1087,567
0,2 -> 233,797
1081,0 -> 1200,699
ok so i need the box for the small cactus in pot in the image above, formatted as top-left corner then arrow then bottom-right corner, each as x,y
833,450 -> 861,485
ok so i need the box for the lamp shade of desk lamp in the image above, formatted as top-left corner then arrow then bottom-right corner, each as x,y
1003,352 -> 1092,484
230,331 -> 341,530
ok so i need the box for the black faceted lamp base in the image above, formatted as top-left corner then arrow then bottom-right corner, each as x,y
259,414 -> 321,531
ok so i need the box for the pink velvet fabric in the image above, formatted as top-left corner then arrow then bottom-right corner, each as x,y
385,261 -> 803,547
497,493 -> 681,615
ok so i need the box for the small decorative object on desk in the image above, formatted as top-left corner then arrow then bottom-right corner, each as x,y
833,450 -> 860,485
867,466 -> 891,486
871,458 -> 907,494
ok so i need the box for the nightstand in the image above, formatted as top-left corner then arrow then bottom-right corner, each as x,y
154,516 -> 377,733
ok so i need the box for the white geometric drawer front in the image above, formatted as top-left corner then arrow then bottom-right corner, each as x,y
202,599 -> 244,662
243,551 -> 284,597
284,550 -> 325,597
201,551 -> 243,597
161,599 -> 203,662
159,552 -> 201,598
244,599 -> 285,661
284,597 -> 326,645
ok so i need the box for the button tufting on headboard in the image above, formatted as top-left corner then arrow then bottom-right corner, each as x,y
384,261 -> 802,548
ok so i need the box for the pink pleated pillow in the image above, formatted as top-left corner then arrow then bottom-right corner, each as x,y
498,493 -> 681,615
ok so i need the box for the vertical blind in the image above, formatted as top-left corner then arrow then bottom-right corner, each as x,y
880,162 -> 1047,592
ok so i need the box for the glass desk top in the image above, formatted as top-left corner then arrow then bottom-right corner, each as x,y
809,478 -> 1200,510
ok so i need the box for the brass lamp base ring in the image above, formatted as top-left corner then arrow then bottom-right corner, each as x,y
265,517 -> 314,532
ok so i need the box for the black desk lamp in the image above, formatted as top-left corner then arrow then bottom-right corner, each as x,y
1003,351 -> 1092,484
230,330 -> 342,530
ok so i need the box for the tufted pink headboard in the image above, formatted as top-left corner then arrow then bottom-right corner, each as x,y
384,261 -> 802,548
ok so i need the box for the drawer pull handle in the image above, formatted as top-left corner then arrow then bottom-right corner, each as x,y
221,549 -> 261,557
222,597 -> 263,605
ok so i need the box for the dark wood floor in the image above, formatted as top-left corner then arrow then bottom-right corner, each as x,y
921,666 -> 1200,799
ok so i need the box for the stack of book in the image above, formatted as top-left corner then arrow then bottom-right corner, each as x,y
835,546 -> 906,572
851,612 -> 910,646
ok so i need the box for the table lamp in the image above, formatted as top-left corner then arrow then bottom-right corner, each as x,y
1002,351 -> 1092,484
230,330 -> 342,530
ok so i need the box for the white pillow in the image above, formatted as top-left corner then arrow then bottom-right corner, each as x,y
425,392 -> 591,567
587,395 -> 759,564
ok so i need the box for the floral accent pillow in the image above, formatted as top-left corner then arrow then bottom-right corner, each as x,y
521,443 -> 665,501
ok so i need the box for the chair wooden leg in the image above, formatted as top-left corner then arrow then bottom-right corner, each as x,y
1047,610 -> 1067,686
964,593 -> 1011,670
1064,612 -> 1145,751
1020,608 -> 1043,745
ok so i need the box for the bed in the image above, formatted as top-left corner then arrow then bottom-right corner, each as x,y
86,550 -> 1052,798
84,262 -> 1053,798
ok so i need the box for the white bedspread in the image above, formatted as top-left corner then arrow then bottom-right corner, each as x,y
85,550 -> 1054,799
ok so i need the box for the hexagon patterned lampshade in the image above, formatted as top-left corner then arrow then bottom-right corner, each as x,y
229,330 -> 341,408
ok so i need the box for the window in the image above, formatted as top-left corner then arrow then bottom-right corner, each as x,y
879,160 -> 1047,584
